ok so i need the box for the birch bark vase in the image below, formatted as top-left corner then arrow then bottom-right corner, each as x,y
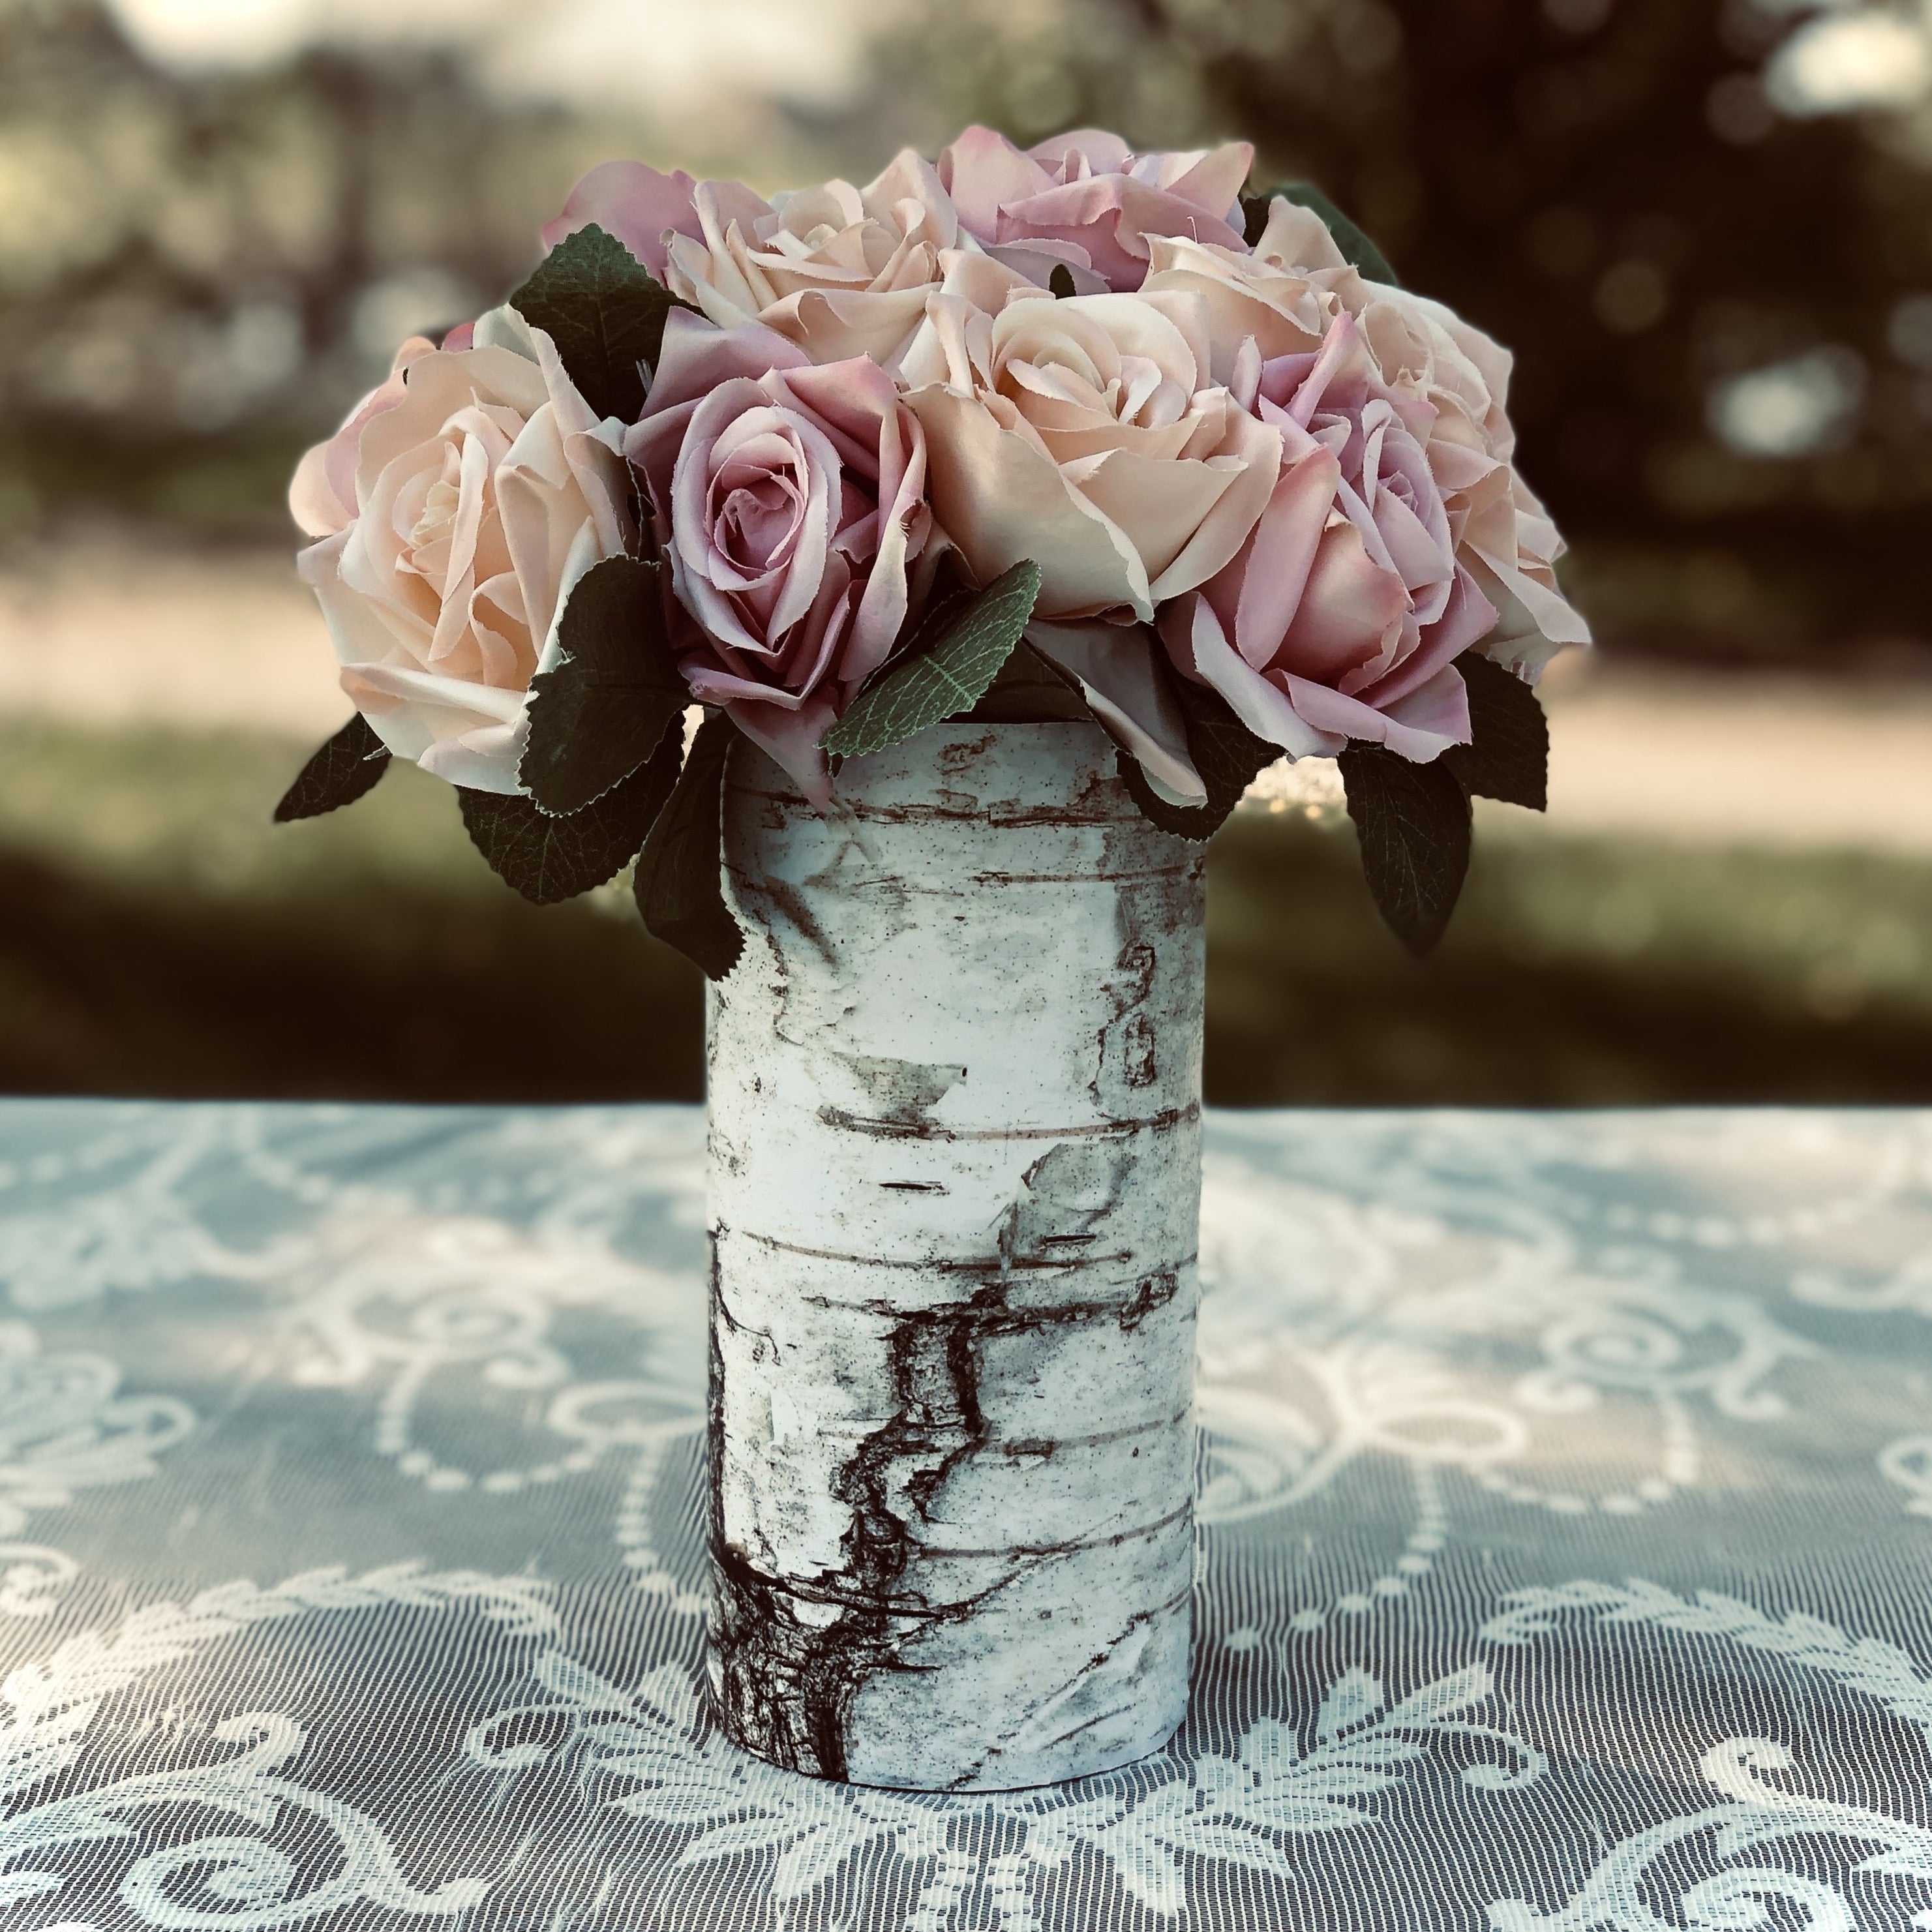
705,720 -> 1205,1792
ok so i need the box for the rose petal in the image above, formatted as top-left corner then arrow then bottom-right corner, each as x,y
1025,619 -> 1207,806
1283,659 -> 1472,762
939,125 -> 1055,239
727,693 -> 839,808
1158,592 -> 1342,760
1226,445 -> 1340,671
1275,520 -> 1410,682
1145,405 -> 1284,603
906,385 -> 1151,620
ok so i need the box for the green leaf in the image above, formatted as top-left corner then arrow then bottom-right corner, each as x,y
1118,671 -> 1280,842
458,721 -> 681,906
1442,654 -> 1549,811
1048,262 -> 1078,299
1339,742 -> 1472,955
519,554 -> 689,815
821,560 -> 1043,761
1241,183 -> 1400,287
633,710 -> 742,981
273,714 -> 391,823
509,222 -> 694,423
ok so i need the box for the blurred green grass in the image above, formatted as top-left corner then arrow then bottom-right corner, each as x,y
3,718 -> 1930,1104
0,720 -> 703,1101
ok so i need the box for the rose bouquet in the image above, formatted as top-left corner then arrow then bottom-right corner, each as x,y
280,125 -> 1587,966
278,126 -> 1590,1792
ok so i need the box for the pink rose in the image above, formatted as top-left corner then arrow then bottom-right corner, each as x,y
938,125 -> 1254,293
626,311 -> 933,798
540,159 -> 770,282
1158,312 -> 1496,762
1240,196 -> 1591,674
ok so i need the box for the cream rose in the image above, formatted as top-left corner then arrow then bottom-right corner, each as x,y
939,126 -> 1253,293
1141,214 -> 1350,384
899,277 -> 1280,622
662,151 -> 959,371
291,309 -> 634,794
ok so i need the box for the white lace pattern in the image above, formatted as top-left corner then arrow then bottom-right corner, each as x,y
0,1101 -> 1925,1929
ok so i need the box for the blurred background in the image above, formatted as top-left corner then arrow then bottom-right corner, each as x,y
5,0 -> 1932,1105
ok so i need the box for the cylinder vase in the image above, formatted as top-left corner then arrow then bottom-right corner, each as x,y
704,721 -> 1205,1790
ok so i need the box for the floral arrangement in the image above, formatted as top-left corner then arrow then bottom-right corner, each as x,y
280,127 -> 1589,971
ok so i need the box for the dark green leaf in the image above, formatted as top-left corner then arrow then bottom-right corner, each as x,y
960,639 -> 1093,723
509,222 -> 694,423
821,560 -> 1043,760
1048,262 -> 1078,299
633,710 -> 742,981
273,714 -> 391,823
1340,742 -> 1472,955
459,721 -> 681,905
1241,183 -> 1400,287
1119,669 -> 1281,842
519,554 -> 689,815
1442,654 -> 1549,811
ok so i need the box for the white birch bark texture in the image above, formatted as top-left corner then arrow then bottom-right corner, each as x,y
705,721 -> 1206,1792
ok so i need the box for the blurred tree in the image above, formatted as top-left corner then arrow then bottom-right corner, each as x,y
853,0 -> 1932,661
0,0 -> 597,537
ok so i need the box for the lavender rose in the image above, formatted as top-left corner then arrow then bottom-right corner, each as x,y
626,312 -> 933,798
939,126 -> 1254,294
1175,196 -> 1590,674
1158,313 -> 1497,762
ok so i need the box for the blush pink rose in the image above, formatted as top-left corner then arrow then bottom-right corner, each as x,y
291,309 -> 635,793
663,151 -> 959,371
938,126 -> 1254,294
288,335 -> 434,538
626,311 -> 933,799
540,160 -> 770,282
1158,312 -> 1496,762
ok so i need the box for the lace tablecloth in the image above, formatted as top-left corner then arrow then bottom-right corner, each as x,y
2,1100 -> 1930,1932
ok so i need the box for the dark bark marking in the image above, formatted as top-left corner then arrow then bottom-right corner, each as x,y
997,1138 -> 1129,1268
1118,1269 -> 1180,1333
1096,939 -> 1158,1102
1002,1408 -> 1188,1455
918,1499 -> 1192,1562
706,1256 -> 1191,1781
966,868 -> 1193,886
731,1225 -> 1163,1274
732,791 -> 1134,829
814,1103 -> 1198,1143
937,730 -> 1000,777
746,871 -> 840,970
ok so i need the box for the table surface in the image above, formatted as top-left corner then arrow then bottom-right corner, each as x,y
1,1102 -> 1929,1932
